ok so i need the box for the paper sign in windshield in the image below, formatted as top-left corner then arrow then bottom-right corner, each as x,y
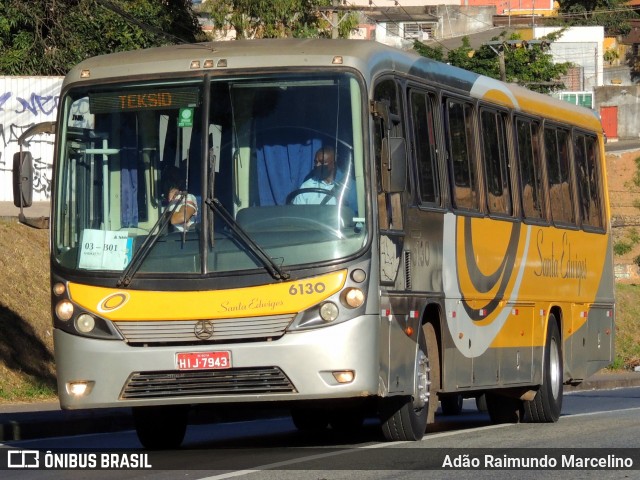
79,230 -> 133,271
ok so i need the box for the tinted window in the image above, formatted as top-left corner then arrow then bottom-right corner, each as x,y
516,118 -> 544,220
446,99 -> 478,211
410,90 -> 439,205
574,133 -> 604,229
481,108 -> 511,216
545,127 -> 575,225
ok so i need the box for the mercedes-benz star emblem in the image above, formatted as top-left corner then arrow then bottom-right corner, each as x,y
194,320 -> 214,340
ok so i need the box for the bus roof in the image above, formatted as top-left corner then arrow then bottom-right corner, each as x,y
65,38 -> 602,134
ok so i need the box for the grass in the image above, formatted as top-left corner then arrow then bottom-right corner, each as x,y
0,217 -> 637,404
612,283 -> 640,370
0,219 -> 56,404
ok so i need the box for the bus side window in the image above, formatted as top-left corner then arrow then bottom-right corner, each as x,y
516,118 -> 544,221
409,89 -> 439,206
575,134 -> 604,230
545,126 -> 575,226
445,98 -> 478,212
480,108 -> 511,216
585,136 -> 604,229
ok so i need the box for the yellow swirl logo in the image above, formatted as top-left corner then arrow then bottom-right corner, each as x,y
98,292 -> 130,312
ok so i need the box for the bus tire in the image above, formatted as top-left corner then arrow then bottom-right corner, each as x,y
290,406 -> 329,431
525,316 -> 563,422
132,405 -> 188,450
380,323 -> 434,441
485,393 -> 524,424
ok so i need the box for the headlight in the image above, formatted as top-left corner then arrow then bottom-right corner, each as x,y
52,282 -> 66,296
342,288 -> 365,308
75,314 -> 96,333
319,302 -> 339,322
55,300 -> 74,321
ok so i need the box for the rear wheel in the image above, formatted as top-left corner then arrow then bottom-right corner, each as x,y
524,316 -> 563,422
133,405 -> 188,450
380,323 -> 437,441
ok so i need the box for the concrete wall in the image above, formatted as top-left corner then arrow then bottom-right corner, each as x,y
0,77 -> 63,203
594,85 -> 640,140
432,5 -> 495,39
374,6 -> 495,48
534,26 -> 604,88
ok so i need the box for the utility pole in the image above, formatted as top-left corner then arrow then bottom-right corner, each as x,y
486,40 -> 550,83
319,1 -> 351,39
332,0 -> 339,39
488,43 -> 507,82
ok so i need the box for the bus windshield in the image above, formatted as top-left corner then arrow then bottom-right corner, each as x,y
53,73 -> 367,276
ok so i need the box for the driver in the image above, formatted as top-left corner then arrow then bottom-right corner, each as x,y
292,146 -> 340,205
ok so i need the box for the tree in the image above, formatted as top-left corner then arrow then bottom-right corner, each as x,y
554,0 -> 638,36
412,41 -> 444,62
202,0 -> 358,39
0,0 -> 205,76
416,32 -> 573,94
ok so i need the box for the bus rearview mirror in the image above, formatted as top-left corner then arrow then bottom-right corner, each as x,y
13,151 -> 34,208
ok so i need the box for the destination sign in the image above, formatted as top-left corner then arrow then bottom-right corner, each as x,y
89,87 -> 199,113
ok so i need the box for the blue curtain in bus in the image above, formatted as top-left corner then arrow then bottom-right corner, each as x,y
256,138 -> 322,206
120,116 -> 138,227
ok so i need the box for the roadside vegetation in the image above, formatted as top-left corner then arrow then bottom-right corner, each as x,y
0,218 -> 637,403
0,219 -> 56,403
612,283 -> 640,370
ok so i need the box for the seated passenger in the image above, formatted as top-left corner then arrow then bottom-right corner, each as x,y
164,167 -> 198,232
291,146 -> 355,209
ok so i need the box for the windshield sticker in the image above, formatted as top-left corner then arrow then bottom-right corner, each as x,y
178,107 -> 194,127
78,229 -> 133,271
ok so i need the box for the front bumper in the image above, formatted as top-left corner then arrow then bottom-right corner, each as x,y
55,314 -> 381,409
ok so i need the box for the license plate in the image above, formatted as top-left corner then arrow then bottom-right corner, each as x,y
176,351 -> 231,370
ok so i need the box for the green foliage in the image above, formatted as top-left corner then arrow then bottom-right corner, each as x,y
603,49 -> 619,64
0,0 -> 205,75
415,32 -> 572,94
203,0 -> 357,39
614,241 -> 633,256
412,40 -> 444,62
555,0 -> 638,36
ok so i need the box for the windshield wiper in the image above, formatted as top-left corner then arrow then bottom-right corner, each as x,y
205,198 -> 289,281
116,194 -> 184,288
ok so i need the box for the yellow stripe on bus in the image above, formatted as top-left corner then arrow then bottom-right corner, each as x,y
68,270 -> 347,321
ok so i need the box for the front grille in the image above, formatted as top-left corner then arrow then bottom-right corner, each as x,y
121,367 -> 296,399
114,314 -> 295,344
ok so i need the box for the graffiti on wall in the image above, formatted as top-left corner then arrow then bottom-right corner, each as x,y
0,77 -> 63,202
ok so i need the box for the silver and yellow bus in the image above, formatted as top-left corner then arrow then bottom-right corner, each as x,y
14,39 -> 615,449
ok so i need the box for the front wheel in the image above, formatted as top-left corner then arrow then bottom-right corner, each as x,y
380,323 -> 437,441
524,316 -> 563,422
132,405 -> 189,450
